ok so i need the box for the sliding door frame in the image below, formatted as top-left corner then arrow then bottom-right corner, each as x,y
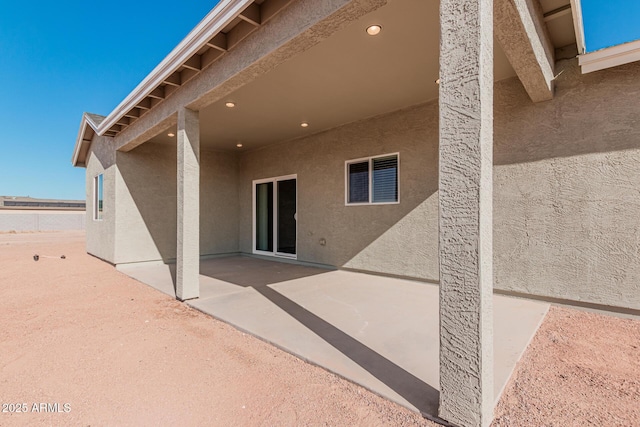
252,174 -> 297,259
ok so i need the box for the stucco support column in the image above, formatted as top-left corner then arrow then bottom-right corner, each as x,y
438,0 -> 494,426
176,107 -> 200,301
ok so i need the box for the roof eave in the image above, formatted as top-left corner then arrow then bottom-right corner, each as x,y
96,0 -> 254,136
578,38 -> 640,73
569,0 -> 586,55
71,113 -> 101,167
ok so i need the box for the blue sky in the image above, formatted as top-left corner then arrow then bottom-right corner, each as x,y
0,1 -> 217,200
582,0 -> 640,52
1,1 -> 638,200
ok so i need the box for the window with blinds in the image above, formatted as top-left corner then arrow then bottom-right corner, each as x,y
345,153 -> 399,205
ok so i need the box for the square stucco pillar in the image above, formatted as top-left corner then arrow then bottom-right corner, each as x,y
176,107 -> 200,301
438,0 -> 494,426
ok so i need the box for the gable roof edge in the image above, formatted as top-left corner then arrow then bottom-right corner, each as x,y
71,112 -> 104,167
96,0 -> 253,136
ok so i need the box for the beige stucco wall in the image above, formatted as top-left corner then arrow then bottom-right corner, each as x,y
238,102 -> 440,282
200,149 -> 240,256
85,135 -> 117,263
110,142 -> 239,265
84,57 -> 640,311
493,58 -> 640,310
236,58 -> 640,311
114,142 -> 177,264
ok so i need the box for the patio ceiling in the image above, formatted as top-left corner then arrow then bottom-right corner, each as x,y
144,0 -> 575,152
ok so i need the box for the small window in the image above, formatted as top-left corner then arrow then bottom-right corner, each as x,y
93,174 -> 103,221
346,153 -> 399,205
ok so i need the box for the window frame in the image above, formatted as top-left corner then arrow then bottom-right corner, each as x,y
93,173 -> 104,221
344,152 -> 400,206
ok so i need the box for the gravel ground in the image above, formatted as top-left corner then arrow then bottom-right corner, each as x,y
0,231 -> 638,426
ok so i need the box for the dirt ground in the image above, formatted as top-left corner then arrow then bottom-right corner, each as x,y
0,231 -> 638,427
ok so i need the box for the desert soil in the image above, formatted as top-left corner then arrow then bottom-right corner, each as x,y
0,231 -> 638,426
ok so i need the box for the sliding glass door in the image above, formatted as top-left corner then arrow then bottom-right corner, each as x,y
254,175 -> 297,258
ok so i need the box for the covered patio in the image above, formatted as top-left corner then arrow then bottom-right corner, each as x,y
118,256 -> 549,419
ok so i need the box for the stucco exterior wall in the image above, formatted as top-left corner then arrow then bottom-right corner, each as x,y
85,135 -> 117,263
200,150 -> 240,256
111,142 -> 239,265
114,142 -> 177,264
493,58 -> 640,311
237,58 -> 640,311
84,57 -> 640,311
238,102 -> 440,282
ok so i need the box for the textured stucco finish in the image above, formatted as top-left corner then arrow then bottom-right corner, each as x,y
238,103 -> 440,282
110,140 -> 238,266
176,108 -> 200,300
114,0 -> 386,153
494,0 -> 554,102
200,150 -> 240,257
438,0 -> 494,426
85,135 -> 117,263
114,142 -> 177,264
494,58 -> 640,311
85,57 -> 640,314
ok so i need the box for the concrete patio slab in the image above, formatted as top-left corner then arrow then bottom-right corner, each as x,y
118,255 -> 549,417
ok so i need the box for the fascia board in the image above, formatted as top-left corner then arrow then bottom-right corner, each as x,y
97,0 -> 254,135
579,38 -> 640,73
71,113 -> 101,166
570,0 -> 586,55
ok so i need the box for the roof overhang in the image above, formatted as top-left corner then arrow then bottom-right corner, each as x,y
579,38 -> 640,74
573,0 -> 640,74
569,0 -> 586,54
71,113 -> 104,167
71,0 -> 292,166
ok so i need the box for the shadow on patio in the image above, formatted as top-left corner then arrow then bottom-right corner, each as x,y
117,255 -> 548,418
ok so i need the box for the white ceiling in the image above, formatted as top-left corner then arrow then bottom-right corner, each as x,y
149,0 -> 575,151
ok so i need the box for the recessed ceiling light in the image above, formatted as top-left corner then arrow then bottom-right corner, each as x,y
225,102 -> 236,108
366,25 -> 382,36
236,143 -> 243,148
300,122 -> 309,128
167,132 -> 175,137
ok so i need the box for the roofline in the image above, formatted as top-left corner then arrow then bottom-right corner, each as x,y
570,0 -> 586,55
97,0 -> 253,135
71,113 -> 98,166
71,0 -> 254,167
579,38 -> 640,73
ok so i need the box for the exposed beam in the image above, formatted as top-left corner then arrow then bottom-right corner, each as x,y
183,54 -> 202,71
201,48 -> 225,69
164,84 -> 178,98
163,72 -> 182,87
495,0 -> 555,102
148,86 -> 165,100
116,116 -> 131,126
124,108 -> 141,119
115,0 -> 388,152
180,68 -> 199,85
239,3 -> 261,26
227,20 -> 259,50
136,98 -> 152,110
261,0 -> 295,24
543,4 -> 571,22
206,32 -> 228,51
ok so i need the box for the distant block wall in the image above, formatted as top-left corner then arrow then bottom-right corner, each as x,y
0,212 -> 86,231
